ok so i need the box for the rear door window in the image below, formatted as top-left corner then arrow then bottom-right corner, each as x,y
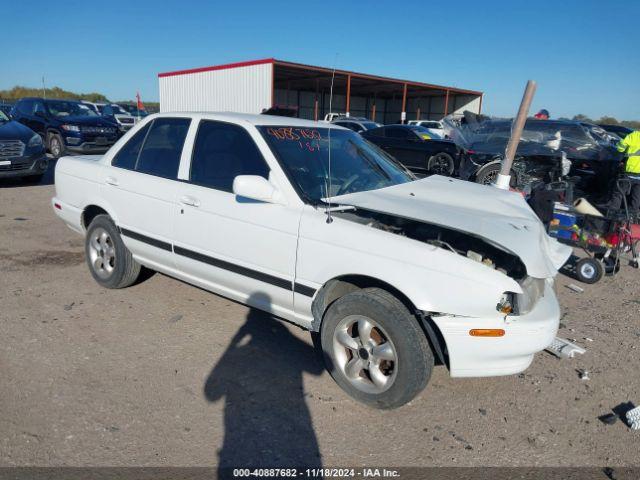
112,123 -> 151,170
189,120 -> 269,193
136,118 -> 191,179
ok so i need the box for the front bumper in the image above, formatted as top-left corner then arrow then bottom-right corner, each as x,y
0,153 -> 48,178
431,282 -> 559,377
63,132 -> 117,154
66,142 -> 115,154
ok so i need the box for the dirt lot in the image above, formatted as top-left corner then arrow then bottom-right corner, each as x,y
1,163 -> 639,469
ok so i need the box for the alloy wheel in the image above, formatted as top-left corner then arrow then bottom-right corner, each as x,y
88,227 -> 116,279
332,315 -> 398,394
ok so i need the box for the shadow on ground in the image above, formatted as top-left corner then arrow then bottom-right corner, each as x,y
204,293 -> 325,470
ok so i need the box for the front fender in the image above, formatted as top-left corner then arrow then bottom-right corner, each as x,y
298,210 -> 520,320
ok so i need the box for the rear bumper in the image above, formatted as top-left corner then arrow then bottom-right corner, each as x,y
51,197 -> 84,234
432,283 -> 560,377
0,154 -> 48,178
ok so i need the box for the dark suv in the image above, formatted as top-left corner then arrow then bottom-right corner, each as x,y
11,98 -> 120,158
0,109 -> 48,182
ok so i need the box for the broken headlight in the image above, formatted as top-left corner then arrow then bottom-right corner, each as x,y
515,277 -> 546,315
496,292 -> 515,315
497,277 -> 546,316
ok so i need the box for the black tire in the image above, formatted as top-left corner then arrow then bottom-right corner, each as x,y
427,152 -> 455,176
85,214 -> 141,289
475,163 -> 516,187
320,287 -> 433,409
575,257 -> 603,284
48,133 -> 65,159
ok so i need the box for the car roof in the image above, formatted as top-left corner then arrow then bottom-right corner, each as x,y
153,112 -> 345,128
20,97 -> 81,102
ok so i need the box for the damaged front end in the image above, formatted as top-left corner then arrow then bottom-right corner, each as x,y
335,206 -> 551,317
335,207 -> 527,280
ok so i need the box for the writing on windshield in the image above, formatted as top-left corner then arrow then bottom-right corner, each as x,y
266,127 -> 322,152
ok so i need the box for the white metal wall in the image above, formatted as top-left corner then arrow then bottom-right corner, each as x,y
159,63 -> 273,113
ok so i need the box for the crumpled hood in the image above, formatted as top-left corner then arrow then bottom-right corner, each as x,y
332,175 -> 572,279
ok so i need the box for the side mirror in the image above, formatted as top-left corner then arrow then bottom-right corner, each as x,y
233,175 -> 283,204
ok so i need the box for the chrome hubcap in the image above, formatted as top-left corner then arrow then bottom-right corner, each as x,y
333,315 -> 398,394
581,263 -> 596,278
482,170 -> 498,184
88,227 -> 115,279
51,138 -> 61,156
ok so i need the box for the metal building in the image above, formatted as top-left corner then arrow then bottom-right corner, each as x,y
158,58 -> 483,123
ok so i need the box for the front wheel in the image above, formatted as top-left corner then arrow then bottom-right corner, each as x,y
575,257 -> 603,284
427,152 -> 455,176
475,163 -> 516,186
320,288 -> 434,409
48,133 -> 65,159
85,214 -> 142,289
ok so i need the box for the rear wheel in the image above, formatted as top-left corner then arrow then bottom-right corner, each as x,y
427,152 -> 455,176
85,214 -> 141,289
320,288 -> 433,409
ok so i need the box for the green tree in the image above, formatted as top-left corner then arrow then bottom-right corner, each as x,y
596,116 -> 619,125
572,114 -> 593,123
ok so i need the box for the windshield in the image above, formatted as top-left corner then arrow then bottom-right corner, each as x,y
121,105 -> 148,116
112,105 -> 129,115
0,110 -> 9,122
259,126 -> 413,204
361,122 -> 380,130
46,101 -> 97,118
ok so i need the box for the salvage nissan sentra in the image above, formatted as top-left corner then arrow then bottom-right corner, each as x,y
52,113 -> 572,409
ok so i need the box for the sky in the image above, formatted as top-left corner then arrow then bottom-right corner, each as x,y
3,0 -> 639,120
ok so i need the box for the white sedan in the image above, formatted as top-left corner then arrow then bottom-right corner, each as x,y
52,112 -> 571,409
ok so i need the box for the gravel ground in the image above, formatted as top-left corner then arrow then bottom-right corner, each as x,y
1,163 -> 639,468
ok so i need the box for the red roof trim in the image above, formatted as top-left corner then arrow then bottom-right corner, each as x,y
158,58 -> 275,78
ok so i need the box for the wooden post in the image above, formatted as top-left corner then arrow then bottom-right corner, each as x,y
314,79 -> 319,121
401,83 -> 408,123
444,89 -> 450,116
495,80 -> 537,189
371,92 -> 377,121
416,107 -> 421,120
345,74 -> 351,116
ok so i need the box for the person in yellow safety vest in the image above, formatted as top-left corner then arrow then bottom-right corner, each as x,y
609,130 -> 640,212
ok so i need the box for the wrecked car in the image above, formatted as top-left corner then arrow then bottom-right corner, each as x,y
52,113 -> 571,409
445,116 -> 623,198
361,124 -> 460,176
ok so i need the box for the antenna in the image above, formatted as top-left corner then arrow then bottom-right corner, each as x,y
325,55 -> 338,224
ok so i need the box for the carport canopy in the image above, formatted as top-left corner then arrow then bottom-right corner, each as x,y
272,59 -> 483,123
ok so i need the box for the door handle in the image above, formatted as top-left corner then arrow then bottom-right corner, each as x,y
105,176 -> 119,186
180,195 -> 200,207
